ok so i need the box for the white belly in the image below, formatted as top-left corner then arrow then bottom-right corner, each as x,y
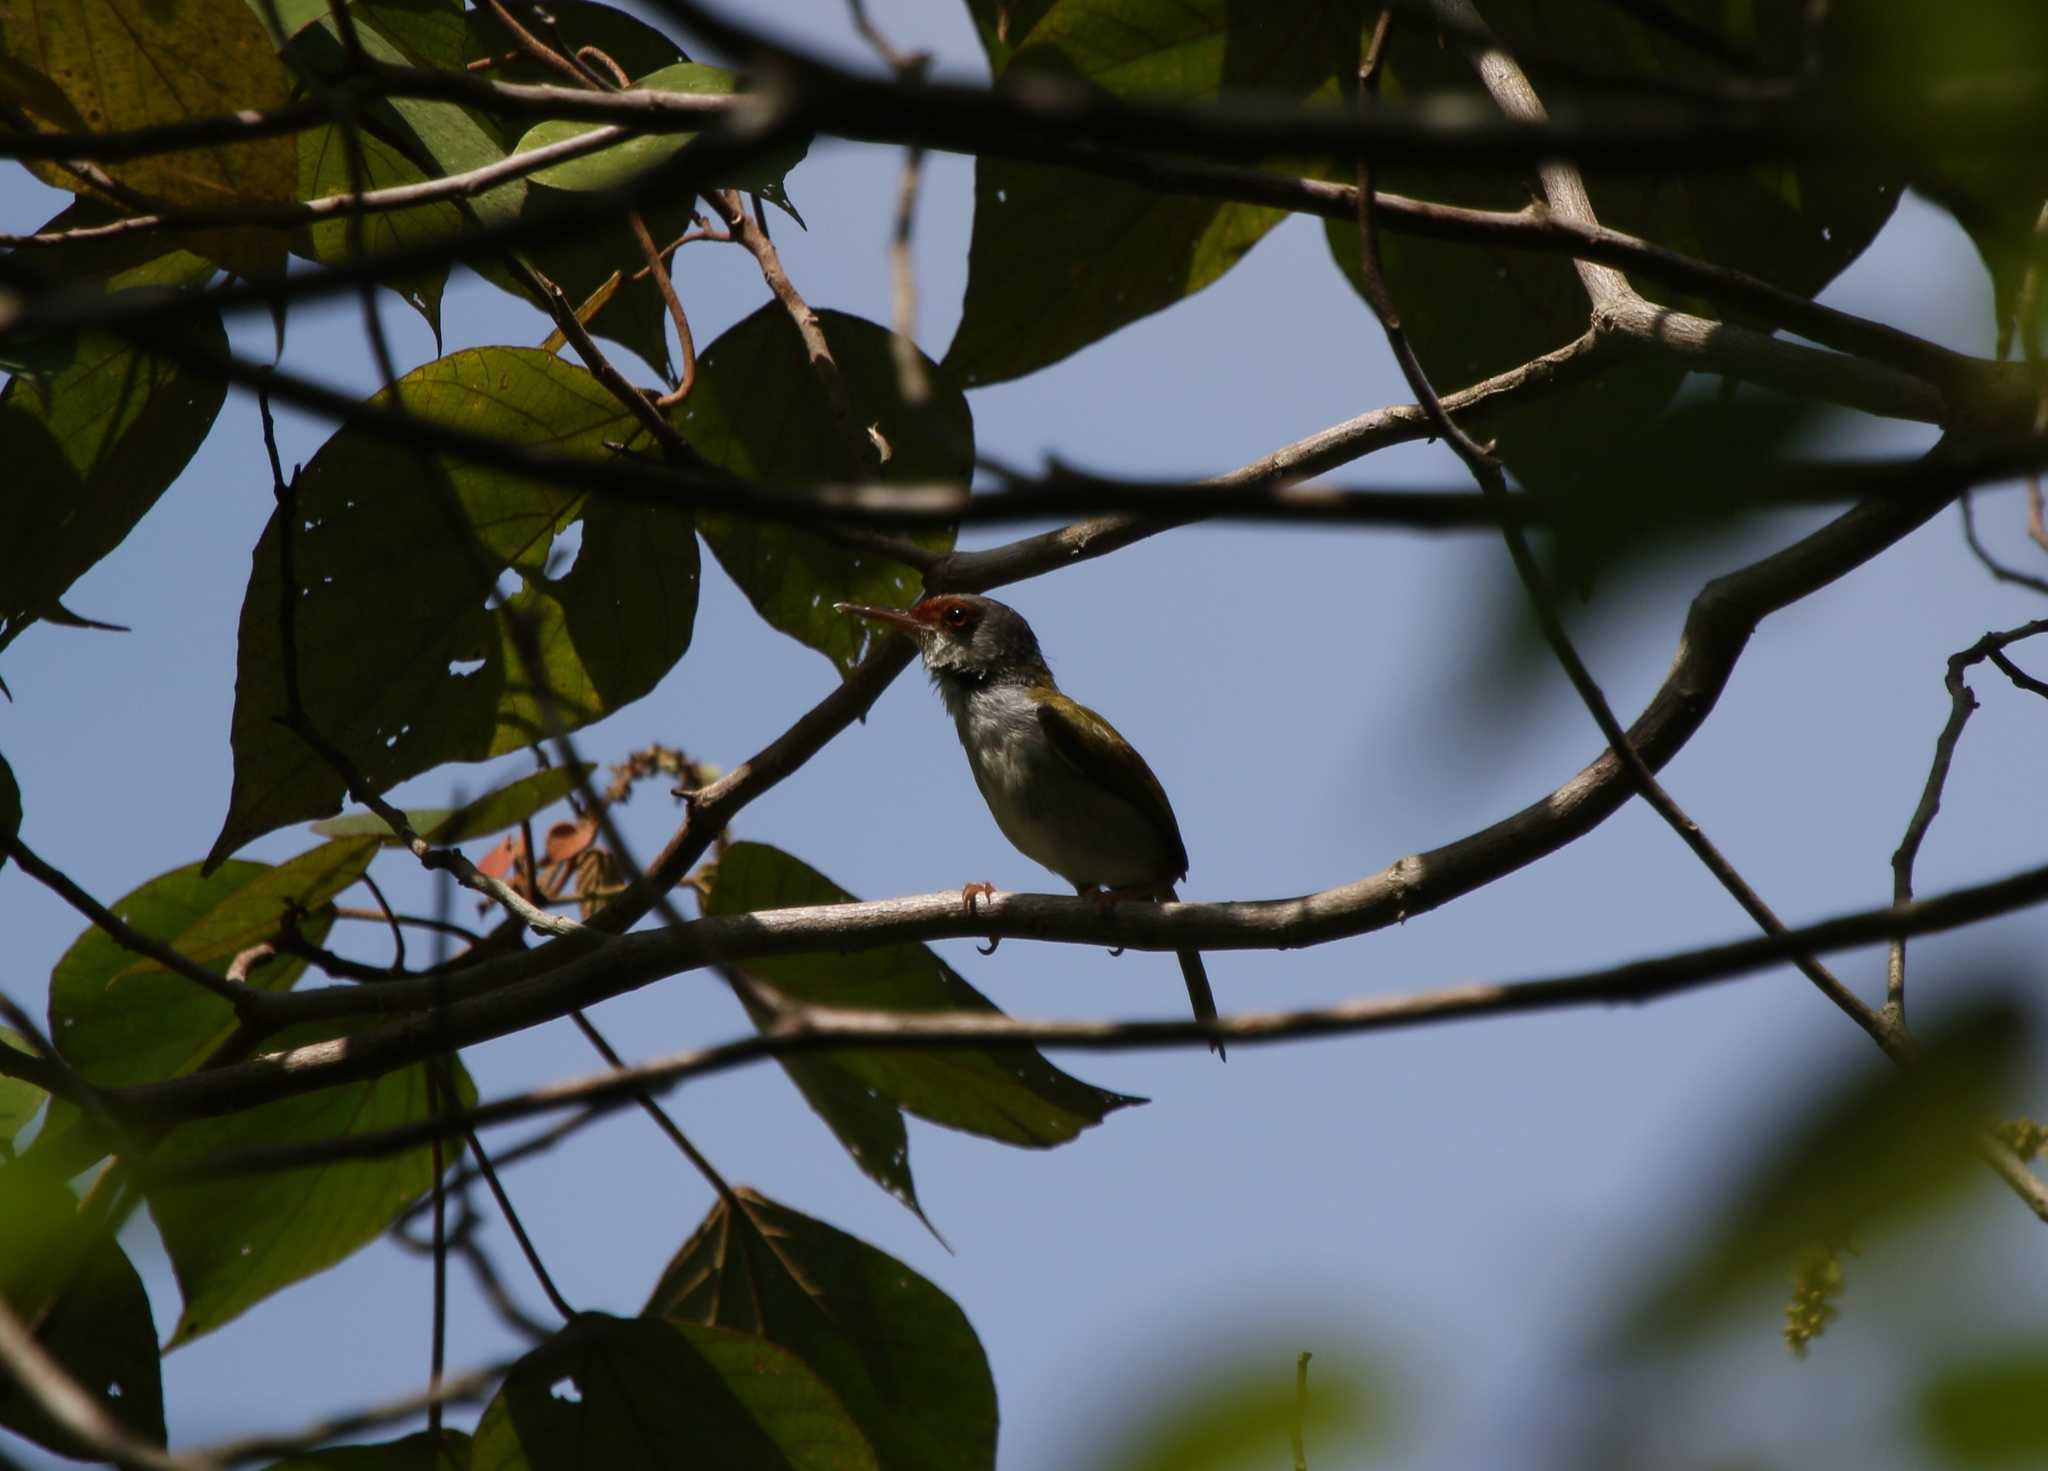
954,688 -> 1174,890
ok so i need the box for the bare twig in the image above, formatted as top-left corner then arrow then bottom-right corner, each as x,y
1889,620 -> 2048,1022
0,1296 -> 202,1471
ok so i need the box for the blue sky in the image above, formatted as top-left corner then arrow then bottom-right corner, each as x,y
5,3 -> 2048,1468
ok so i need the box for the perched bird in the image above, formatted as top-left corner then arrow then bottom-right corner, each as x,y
837,593 -> 1222,1057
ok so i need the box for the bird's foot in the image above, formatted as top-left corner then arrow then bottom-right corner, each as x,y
962,882 -> 1000,953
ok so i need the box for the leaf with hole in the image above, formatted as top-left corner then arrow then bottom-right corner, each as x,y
0,1157 -> 164,1459
470,1314 -> 877,1471
207,348 -> 697,868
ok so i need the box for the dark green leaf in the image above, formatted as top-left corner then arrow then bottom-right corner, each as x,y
0,0 -> 295,273
294,122 -> 460,339
0,752 -> 16,873
647,1189 -> 996,1471
944,0 -> 1362,386
460,1 -> 680,115
267,1429 -> 472,1470
207,348 -> 695,866
1611,999 -> 2027,1351
470,1314 -> 877,1471
1919,1345 -> 2048,1466
1327,0 -> 1900,487
0,1032 -> 41,1155
458,0 -> 693,378
312,763 -> 593,845
705,843 -> 1141,1221
50,840 -> 378,1090
681,307 -> 966,672
512,63 -> 808,202
1819,4 -> 2048,355
148,1055 -> 476,1345
0,1158 -> 164,1458
0,305 -> 229,656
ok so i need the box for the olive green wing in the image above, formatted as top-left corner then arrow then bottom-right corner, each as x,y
1035,692 -> 1190,880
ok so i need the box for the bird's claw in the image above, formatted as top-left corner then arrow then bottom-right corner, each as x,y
977,936 -> 1001,956
960,881 -> 996,914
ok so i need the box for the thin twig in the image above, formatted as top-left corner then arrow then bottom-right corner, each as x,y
5,839 -> 255,1011
463,1124 -> 576,1322
1890,620 -> 2048,1022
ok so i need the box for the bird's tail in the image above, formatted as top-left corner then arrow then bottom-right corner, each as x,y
1164,886 -> 1223,1061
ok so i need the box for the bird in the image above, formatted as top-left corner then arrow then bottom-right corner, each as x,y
836,593 -> 1223,1058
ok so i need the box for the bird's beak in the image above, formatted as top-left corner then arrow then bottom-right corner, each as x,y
834,601 -> 927,635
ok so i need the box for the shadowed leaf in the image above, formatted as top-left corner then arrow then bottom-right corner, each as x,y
470,1314 -> 877,1471
0,1157 -> 164,1458
208,348 -> 696,867
647,1189 -> 996,1471
0,289 -> 227,659
1327,0 -> 1900,487
944,0 -> 1362,386
0,1032 -> 42,1155
149,1054 -> 475,1346
681,307 -> 966,673
0,0 -> 294,272
705,843 -> 1142,1225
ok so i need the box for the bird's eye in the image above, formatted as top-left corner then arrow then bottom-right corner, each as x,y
944,605 -> 969,627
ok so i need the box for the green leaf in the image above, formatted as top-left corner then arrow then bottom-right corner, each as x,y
312,763 -> 593,845
705,843 -> 1141,1222
461,0 -> 679,101
0,1157 -> 165,1459
647,1189 -> 996,1471
458,0 -> 695,379
1611,998 -> 2027,1352
50,839 -> 379,1090
1820,4 -> 2048,355
0,305 -> 229,657
942,0 -> 1362,386
0,0 -> 295,273
681,307 -> 967,673
294,121 -> 460,340
470,1314 -> 878,1471
1094,1350 -> 1384,1471
207,348 -> 696,867
512,62 -> 808,202
1327,0 -> 1900,487
148,1054 -> 476,1345
0,1031 -> 47,1156
960,0 -> 1058,71
1919,1345 -> 2048,1466
267,1429 -> 472,1470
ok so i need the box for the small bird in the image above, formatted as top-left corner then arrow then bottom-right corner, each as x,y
837,593 -> 1222,1058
